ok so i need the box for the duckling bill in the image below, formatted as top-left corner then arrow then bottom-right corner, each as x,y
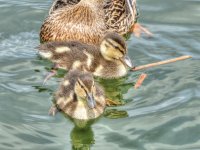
49,70 -> 106,120
38,32 -> 134,79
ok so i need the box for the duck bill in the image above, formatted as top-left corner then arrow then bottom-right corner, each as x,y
87,93 -> 96,109
120,55 -> 134,68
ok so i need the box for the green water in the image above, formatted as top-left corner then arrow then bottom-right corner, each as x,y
0,0 -> 200,149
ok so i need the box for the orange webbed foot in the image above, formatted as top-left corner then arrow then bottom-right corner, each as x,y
131,23 -> 153,38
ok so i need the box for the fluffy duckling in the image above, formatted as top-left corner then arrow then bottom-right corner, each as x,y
38,32 -> 133,79
40,0 -> 139,44
49,70 -> 106,120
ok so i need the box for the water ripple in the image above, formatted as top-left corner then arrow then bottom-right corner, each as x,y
128,94 -> 190,117
0,0 -> 200,150
0,32 -> 38,59
0,83 -> 34,93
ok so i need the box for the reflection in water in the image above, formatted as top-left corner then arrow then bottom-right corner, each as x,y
32,85 -> 53,93
71,125 -> 94,150
104,109 -> 128,119
96,76 -> 135,105
65,116 -> 97,150
1,0 -> 200,149
66,115 -> 99,129
96,76 -> 136,118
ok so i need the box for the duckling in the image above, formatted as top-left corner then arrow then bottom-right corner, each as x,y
49,70 -> 106,120
40,0 -> 140,44
38,32 -> 133,80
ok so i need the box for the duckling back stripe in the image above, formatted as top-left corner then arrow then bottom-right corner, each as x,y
106,39 -> 125,54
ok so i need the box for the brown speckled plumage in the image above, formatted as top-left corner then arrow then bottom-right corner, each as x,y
104,0 -> 138,34
50,70 -> 106,120
40,0 -> 138,45
49,0 -> 81,14
38,32 -> 131,78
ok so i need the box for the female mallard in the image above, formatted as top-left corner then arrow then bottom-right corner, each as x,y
38,32 -> 133,80
40,0 -> 141,44
49,70 -> 106,120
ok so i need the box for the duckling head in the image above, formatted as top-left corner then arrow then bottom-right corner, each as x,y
100,32 -> 133,68
74,73 -> 96,109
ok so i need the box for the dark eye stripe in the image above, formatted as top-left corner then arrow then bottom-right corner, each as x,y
105,40 -> 125,54
117,47 -> 125,54
77,80 -> 88,93
78,80 -> 84,89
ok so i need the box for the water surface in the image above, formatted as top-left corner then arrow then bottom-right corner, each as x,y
0,0 -> 200,149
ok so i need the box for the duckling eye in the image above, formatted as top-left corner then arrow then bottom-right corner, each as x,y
116,48 -> 125,55
80,84 -> 84,89
79,82 -> 84,89
77,80 -> 85,89
110,45 -> 124,55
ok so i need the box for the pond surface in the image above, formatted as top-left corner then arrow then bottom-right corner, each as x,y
0,0 -> 200,149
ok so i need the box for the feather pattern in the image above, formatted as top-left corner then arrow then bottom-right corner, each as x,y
40,0 -> 138,45
49,0 -> 81,14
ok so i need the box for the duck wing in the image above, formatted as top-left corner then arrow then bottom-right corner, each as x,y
49,0 -> 81,14
104,0 -> 138,35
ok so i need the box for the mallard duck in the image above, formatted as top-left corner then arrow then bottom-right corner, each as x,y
49,70 -> 106,120
40,0 -> 141,44
38,32 -> 133,80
